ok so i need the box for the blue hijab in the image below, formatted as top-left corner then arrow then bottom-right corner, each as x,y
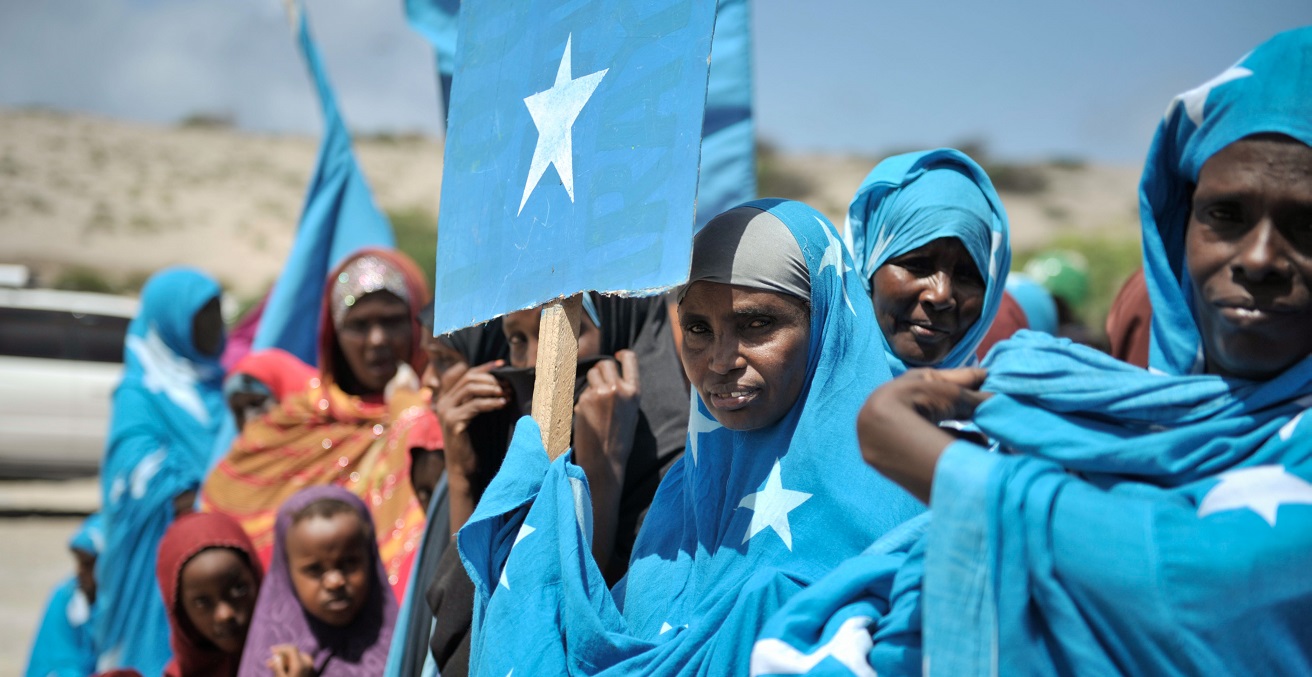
844,149 -> 1011,374
96,268 -> 226,675
752,29 -> 1312,677
921,28 -> 1312,676
25,514 -> 105,677
456,199 -> 922,676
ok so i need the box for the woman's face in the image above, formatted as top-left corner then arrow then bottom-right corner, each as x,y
1187,135 -> 1312,380
678,281 -> 810,431
192,296 -> 224,357
421,334 -> 471,398
178,547 -> 259,654
337,291 -> 413,394
502,304 -> 600,368
285,512 -> 372,628
871,237 -> 985,366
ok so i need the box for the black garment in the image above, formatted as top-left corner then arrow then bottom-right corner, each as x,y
426,293 -> 688,676
393,475 -> 450,677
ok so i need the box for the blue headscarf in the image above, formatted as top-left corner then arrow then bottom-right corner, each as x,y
752,29 -> 1312,677
1141,28 -> 1312,376
844,149 -> 1011,375
25,514 -> 105,677
96,267 -> 226,676
921,28 -> 1312,676
456,199 -> 922,676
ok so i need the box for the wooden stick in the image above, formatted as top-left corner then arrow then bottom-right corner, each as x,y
531,295 -> 583,459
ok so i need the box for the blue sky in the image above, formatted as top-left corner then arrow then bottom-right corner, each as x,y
1,1 -> 1308,163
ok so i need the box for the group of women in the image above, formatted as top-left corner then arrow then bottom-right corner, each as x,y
26,26 -> 1312,677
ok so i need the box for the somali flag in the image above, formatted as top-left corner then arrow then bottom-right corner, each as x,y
251,0 -> 395,364
404,0 -> 753,234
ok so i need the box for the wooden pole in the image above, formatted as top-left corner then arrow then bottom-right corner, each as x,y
531,295 -> 583,459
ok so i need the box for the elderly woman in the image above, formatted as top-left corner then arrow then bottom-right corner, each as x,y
204,248 -> 434,598
752,28 -> 1312,677
845,149 -> 1011,373
455,199 -> 921,676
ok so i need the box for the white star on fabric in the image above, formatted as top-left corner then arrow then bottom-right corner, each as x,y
1197,465 -> 1312,526
128,327 -> 210,425
518,34 -> 608,215
750,615 -> 878,677
498,523 -> 536,589
738,460 -> 813,550
1171,65 -> 1253,125
687,401 -> 723,466
816,217 -> 855,316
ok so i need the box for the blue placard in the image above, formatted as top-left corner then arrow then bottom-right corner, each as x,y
432,1 -> 716,335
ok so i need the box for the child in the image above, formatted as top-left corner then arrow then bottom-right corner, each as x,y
157,512 -> 263,677
238,486 -> 397,677
25,513 -> 103,677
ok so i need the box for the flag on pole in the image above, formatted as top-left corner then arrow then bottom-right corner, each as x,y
252,0 -> 396,364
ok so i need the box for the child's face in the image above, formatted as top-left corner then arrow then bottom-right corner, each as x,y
285,512 -> 372,627
178,547 -> 259,654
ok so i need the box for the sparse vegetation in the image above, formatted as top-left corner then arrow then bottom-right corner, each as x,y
756,139 -> 814,200
178,111 -> 236,129
52,266 -> 117,294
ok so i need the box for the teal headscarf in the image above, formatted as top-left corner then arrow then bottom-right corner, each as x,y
844,149 -> 1011,375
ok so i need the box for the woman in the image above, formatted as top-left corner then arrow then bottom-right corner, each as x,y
456,199 -> 922,675
844,149 -> 1011,373
203,248 -> 431,597
238,486 -> 397,677
156,512 -> 263,677
25,514 -> 104,677
852,28 -> 1312,675
96,267 -> 226,676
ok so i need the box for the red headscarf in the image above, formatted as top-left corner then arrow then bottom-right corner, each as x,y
1105,267 -> 1152,368
227,348 -> 316,400
975,290 -> 1030,362
156,512 -> 263,677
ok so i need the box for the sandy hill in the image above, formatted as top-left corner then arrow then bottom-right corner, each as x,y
0,108 -> 1142,308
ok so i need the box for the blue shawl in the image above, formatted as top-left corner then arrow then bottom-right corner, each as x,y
456,199 -> 922,675
25,515 -> 104,677
95,268 -> 226,675
925,26 -> 1312,676
753,28 -> 1312,677
843,149 -> 1011,375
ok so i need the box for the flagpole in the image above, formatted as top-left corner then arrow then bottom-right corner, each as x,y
531,295 -> 582,460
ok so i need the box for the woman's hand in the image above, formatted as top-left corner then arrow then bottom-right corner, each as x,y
433,359 -> 507,532
858,367 -> 991,504
268,644 -> 315,677
571,350 -> 641,580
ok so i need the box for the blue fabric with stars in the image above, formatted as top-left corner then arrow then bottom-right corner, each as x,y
95,268 -> 227,676
842,149 -> 1011,375
456,199 -> 923,675
750,28 -> 1312,677
925,27 -> 1312,676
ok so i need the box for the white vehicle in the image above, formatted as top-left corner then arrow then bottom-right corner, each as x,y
0,284 -> 138,477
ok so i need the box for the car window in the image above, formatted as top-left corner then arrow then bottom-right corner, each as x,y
0,307 -> 128,363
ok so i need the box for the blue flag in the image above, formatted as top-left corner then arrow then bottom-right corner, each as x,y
431,2 -> 718,334
695,0 -> 756,230
252,0 -> 395,364
405,0 -> 753,232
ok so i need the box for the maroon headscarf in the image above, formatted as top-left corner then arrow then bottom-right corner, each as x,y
237,485 -> 397,677
974,289 -> 1030,362
156,512 -> 263,677
1105,267 -> 1152,368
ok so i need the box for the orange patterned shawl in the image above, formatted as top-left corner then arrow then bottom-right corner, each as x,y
202,248 -> 432,599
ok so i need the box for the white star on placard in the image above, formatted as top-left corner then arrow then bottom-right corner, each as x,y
518,34 -> 608,215
816,217 -> 855,316
687,400 -> 722,466
498,523 -> 536,589
738,460 -> 813,550
1171,65 -> 1253,126
1197,465 -> 1312,526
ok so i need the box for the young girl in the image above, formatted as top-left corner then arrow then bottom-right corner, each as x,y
157,512 -> 263,677
238,486 -> 397,677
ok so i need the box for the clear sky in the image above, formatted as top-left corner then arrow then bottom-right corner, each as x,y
2,1 -> 1308,164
